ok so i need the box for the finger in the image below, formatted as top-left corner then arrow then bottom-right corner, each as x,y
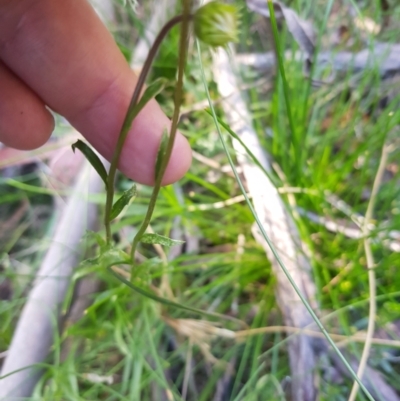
0,0 -> 191,185
0,61 -> 54,150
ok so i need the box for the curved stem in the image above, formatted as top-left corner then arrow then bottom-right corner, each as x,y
104,14 -> 185,243
130,3 -> 191,266
348,143 -> 389,401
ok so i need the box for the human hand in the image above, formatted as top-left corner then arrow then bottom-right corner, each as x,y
0,0 -> 192,185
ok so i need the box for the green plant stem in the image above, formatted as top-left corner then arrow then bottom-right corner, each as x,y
104,14 -> 185,243
130,3 -> 192,267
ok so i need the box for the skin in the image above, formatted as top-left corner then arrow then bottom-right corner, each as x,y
0,0 -> 192,185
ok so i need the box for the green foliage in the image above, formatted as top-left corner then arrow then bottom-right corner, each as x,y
71,139 -> 108,188
154,129 -> 169,181
130,77 -> 168,122
110,184 -> 137,220
140,233 -> 184,247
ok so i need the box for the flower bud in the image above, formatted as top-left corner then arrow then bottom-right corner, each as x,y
194,2 -> 240,48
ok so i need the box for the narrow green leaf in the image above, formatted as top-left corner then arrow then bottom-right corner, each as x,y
140,233 -> 184,247
110,184 -> 137,220
76,246 -> 131,271
127,77 -> 168,123
71,140 -> 108,188
154,128 -> 169,181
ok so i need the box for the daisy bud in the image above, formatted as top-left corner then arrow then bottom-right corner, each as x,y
194,2 -> 240,48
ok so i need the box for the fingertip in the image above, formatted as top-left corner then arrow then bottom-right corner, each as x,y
0,63 -> 55,150
17,108 -> 55,150
1,105 -> 55,151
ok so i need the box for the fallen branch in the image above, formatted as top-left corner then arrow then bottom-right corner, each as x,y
298,208 -> 400,252
0,161 -> 104,399
236,44 -> 400,79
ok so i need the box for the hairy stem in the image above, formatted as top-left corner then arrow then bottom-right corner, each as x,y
104,14 -> 185,243
130,2 -> 191,268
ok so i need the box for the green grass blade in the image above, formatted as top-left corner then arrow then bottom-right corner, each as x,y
266,2 -> 300,175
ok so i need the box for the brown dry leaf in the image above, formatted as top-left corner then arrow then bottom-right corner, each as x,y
163,316 -> 232,365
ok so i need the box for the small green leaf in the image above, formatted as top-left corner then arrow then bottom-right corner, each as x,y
110,184 -> 137,220
76,246 -> 131,270
154,128 -> 169,181
85,230 -> 107,251
98,247 -> 131,268
127,78 -> 168,123
140,233 -> 184,247
71,140 -> 108,188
